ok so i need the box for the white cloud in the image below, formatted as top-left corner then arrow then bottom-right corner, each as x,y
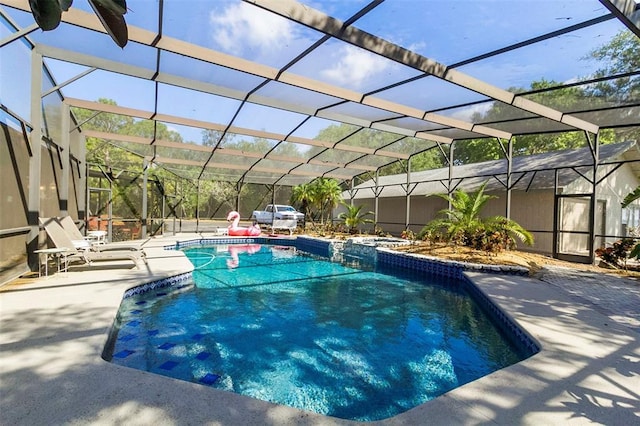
321,45 -> 394,89
210,3 -> 295,53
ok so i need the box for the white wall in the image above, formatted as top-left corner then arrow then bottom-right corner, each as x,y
565,162 -> 640,247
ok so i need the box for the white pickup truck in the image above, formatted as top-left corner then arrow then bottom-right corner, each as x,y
251,204 -> 305,225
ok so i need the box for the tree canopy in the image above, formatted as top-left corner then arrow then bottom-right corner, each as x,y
454,29 -> 638,165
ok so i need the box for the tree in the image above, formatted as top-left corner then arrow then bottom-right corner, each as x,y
313,124 -> 446,176
585,30 -> 640,143
421,182 -> 533,252
290,183 -> 315,221
337,202 -> 374,234
315,178 -> 343,224
454,28 -> 640,165
290,178 -> 344,224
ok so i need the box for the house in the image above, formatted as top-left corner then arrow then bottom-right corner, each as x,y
341,141 -> 640,261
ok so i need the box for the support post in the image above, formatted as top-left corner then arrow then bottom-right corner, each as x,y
60,103 -> 70,217
78,133 -> 86,222
374,170 -> 380,226
195,179 -> 200,233
235,180 -> 243,213
448,142 -> 454,211
405,157 -> 412,230
552,169 -> 559,258
505,138 -> 513,219
27,52 -> 43,271
588,133 -> 600,264
142,158 -> 149,238
350,178 -> 355,207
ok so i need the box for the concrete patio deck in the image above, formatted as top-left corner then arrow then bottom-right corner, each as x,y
1,234 -> 638,425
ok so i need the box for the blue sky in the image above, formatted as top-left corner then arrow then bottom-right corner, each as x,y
1,0 -> 632,142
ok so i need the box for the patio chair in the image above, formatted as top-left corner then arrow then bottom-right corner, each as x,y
39,217 -> 146,268
53,216 -> 144,252
57,216 -> 104,248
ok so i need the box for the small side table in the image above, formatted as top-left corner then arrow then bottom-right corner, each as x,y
87,230 -> 107,244
34,248 -> 70,277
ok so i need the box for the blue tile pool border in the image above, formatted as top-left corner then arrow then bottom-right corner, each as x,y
376,247 -> 530,277
122,273 -> 193,299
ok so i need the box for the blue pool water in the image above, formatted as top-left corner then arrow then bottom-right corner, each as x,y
104,243 -> 530,421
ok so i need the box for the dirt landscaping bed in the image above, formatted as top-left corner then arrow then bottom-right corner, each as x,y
387,241 -> 640,279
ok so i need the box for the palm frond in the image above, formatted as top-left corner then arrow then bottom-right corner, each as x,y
622,186 -> 640,208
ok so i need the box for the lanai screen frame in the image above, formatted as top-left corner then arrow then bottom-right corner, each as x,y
1,0 -> 639,268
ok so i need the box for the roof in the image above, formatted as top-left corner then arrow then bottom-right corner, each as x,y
347,141 -> 640,199
2,0 -> 639,186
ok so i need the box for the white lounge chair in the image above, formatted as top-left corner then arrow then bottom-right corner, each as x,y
57,216 -> 105,248
39,217 -> 146,268
52,216 -> 144,252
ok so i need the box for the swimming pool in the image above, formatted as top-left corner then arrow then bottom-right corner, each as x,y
104,242 -> 534,421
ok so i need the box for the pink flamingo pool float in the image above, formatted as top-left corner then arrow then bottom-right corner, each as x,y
226,211 -> 261,236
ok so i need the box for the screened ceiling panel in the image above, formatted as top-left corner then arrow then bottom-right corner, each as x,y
276,174 -> 316,187
456,18 -> 629,91
162,0 -> 326,69
66,0 -> 160,33
312,150 -> 367,165
200,168 -> 246,182
289,117 -> 358,141
293,163 -> 340,177
350,155 -> 401,170
253,157 -> 299,171
1,0 -> 638,189
337,128 -> 406,151
155,122 -> 206,145
424,128 -> 499,141
252,81 -> 343,112
376,76 -> 491,112
575,106 -> 640,128
377,117 -> 445,133
382,138 -> 439,156
489,117 -> 579,135
268,142 -> 311,161
209,152 -> 258,167
285,37 -> 423,93
319,101 -> 402,124
159,51 -> 266,94
354,0 -> 613,65
525,76 -> 640,112
5,8 -> 158,69
58,70 -> 157,112
220,135 -> 279,154
441,101 -> 539,124
156,84 -> 243,131
244,171 -> 287,184
231,102 -> 307,135
155,146 -> 211,163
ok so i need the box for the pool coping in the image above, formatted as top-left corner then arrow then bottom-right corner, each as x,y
1,234 -> 638,425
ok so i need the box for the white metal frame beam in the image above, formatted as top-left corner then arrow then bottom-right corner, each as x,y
247,0 -> 600,135
69,99 -> 411,159
599,0 -> 640,37
2,0 -> 507,142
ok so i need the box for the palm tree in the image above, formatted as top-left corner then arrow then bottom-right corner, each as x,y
421,181 -> 533,250
338,202 -> 374,234
290,183 -> 315,223
313,178 -> 343,224
622,186 -> 640,208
